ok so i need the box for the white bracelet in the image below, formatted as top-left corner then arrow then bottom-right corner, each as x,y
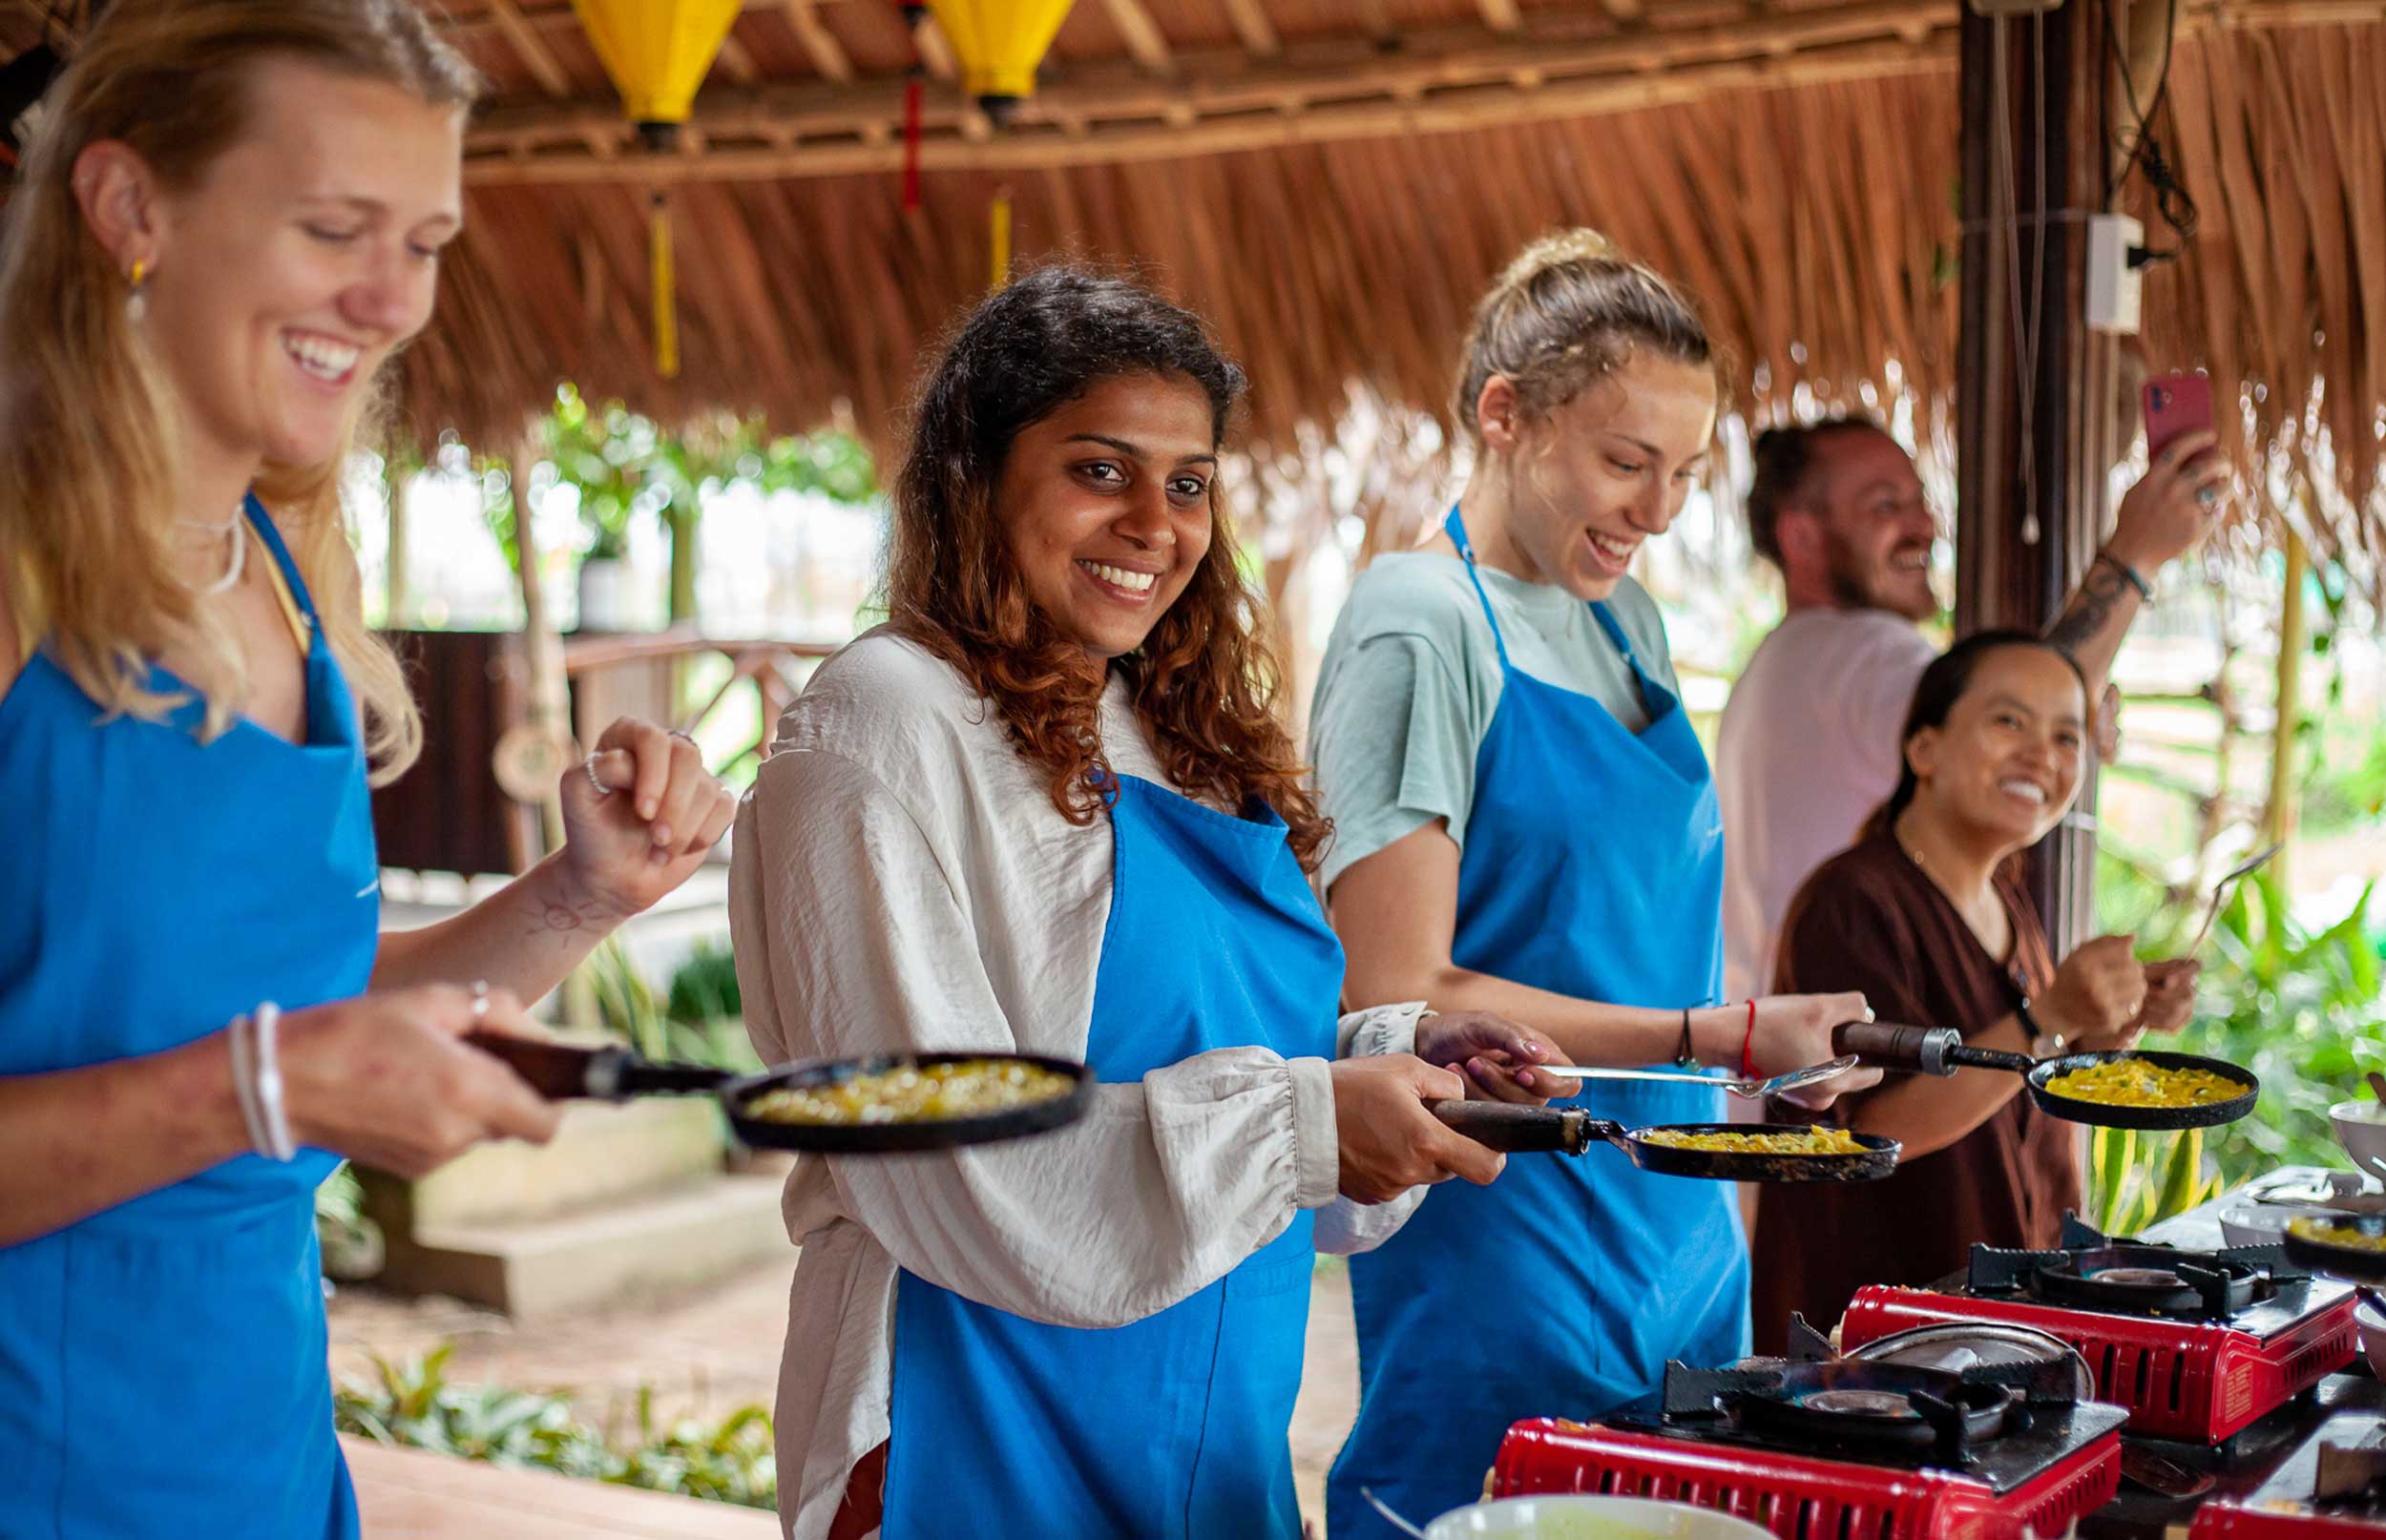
251,1002 -> 296,1162
226,1014 -> 270,1156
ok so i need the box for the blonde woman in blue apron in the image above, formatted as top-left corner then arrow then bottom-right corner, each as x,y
729,267 -> 1560,1540
0,7 -> 735,1535
1311,232 -> 1879,1535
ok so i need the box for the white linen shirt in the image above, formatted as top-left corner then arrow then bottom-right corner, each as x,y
1716,607 -> 1940,1000
728,628 -> 1423,1540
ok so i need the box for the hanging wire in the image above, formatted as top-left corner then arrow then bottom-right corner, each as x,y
2101,0 -> 2199,246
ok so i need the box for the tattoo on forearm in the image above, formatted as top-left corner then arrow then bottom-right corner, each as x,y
2045,562 -> 2131,655
531,899 -> 613,938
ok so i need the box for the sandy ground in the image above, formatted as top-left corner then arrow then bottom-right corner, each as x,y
328,1252 -> 1365,1531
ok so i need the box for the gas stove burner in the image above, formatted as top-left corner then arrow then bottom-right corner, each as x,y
1803,1388 -> 1920,1418
1722,1361 -> 2016,1463
2030,1243 -> 2265,1318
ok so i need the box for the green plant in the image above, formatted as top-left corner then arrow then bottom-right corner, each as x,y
666,942 -> 743,1027
314,1162 -> 385,1280
2087,873 -> 2384,1232
582,937 -> 762,1075
333,1347 -> 775,1509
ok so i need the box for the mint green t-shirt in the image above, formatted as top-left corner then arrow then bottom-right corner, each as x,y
1308,551 -> 1678,892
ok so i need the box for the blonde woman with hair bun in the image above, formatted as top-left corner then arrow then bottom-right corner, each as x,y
1309,231 -> 1878,1535
0,2 -> 733,1532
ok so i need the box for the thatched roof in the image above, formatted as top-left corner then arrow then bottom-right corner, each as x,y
6,0 -> 2382,567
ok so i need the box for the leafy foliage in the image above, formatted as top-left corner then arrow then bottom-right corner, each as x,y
535,384 -> 880,562
2088,873 -> 2384,1233
333,1346 -> 776,1509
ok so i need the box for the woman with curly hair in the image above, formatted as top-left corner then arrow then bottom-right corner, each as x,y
729,265 -> 1553,1540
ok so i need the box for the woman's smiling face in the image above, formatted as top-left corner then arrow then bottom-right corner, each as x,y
993,370 -> 1220,661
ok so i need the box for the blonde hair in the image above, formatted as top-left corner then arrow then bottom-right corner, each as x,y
0,0 -> 481,782
1454,228 -> 1721,443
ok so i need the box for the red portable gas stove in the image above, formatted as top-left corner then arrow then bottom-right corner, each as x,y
2188,1407 -> 2386,1540
1494,1331 -> 2128,1540
1840,1218 -> 2358,1443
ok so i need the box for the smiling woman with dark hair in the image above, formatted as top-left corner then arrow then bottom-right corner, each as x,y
1747,631 -> 2200,1351
728,265 -> 1558,1540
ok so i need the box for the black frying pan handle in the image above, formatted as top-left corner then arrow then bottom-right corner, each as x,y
1429,1100 -> 1589,1154
464,1032 -> 730,1101
1833,1021 -> 1962,1075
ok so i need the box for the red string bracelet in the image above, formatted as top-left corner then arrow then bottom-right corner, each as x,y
1740,999 -> 1758,1081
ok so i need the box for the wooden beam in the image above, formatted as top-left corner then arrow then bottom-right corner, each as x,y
780,0 -> 853,84
716,32 -> 759,83
1601,0 -> 1647,23
471,2 -> 1966,155
1217,0 -> 1280,58
485,0 -> 572,97
1101,0 -> 1176,73
463,34 -> 1959,184
1478,0 -> 1524,31
913,14 -> 957,80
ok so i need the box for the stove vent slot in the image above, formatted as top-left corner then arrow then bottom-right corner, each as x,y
2280,1324 -> 2355,1389
1794,1497 -> 1822,1540
2168,1350 -> 2187,1411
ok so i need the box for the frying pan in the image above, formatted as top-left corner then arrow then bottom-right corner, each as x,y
467,1032 -> 1094,1153
2279,1211 -> 2386,1283
1833,1022 -> 2257,1131
1430,1101 -> 1899,1182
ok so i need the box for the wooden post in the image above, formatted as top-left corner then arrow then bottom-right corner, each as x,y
510,449 -> 598,1029
1955,0 -> 2113,950
2261,529 -> 2308,891
386,471 -> 411,628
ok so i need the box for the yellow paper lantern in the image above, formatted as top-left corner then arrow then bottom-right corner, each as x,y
569,0 -> 742,378
571,0 -> 743,148
923,0 -> 1077,125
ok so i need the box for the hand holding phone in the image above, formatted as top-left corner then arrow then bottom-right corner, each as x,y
2114,373 -> 2227,571
2143,373 -> 2214,461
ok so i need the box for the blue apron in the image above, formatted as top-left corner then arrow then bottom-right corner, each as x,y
1328,508 -> 1749,1537
882,771 -> 1347,1539
0,501 -> 375,1540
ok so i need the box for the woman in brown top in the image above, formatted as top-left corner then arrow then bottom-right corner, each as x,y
1748,631 -> 2199,1352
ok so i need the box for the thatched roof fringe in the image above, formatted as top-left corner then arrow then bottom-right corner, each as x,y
396,27 -> 2381,580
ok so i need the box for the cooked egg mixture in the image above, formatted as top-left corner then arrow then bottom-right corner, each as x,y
744,1059 -> 1075,1126
1638,1126 -> 1869,1155
2289,1216 -> 2386,1253
2043,1059 -> 2247,1108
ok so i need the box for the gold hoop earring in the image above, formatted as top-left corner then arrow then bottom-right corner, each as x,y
126,259 -> 151,323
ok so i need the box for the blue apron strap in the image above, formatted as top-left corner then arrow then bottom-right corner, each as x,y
1588,600 -> 1660,721
1441,505 -> 1513,671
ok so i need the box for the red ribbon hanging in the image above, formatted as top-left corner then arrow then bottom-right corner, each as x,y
901,73 -> 923,211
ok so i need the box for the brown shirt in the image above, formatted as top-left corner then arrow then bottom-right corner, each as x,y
1747,831 -> 2081,1354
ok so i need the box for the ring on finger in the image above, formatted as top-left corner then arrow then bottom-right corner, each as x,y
2196,486 -> 2219,506
666,729 -> 699,747
470,980 -> 491,1021
583,755 -> 611,797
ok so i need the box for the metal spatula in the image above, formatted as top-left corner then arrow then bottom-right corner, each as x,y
1525,1055 -> 1861,1101
2184,840 -> 2284,956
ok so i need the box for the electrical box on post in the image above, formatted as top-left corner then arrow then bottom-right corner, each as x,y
2085,213 -> 2145,335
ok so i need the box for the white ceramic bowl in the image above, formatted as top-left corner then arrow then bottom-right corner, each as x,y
2219,1203 -> 2292,1247
1426,1496 -> 1780,1540
2330,1100 -> 2386,1182
2358,1298 -> 2386,1381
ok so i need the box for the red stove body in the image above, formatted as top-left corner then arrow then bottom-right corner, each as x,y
2192,1503 -> 2386,1540
2185,1408 -> 2386,1540
1838,1287 -> 2357,1443
1494,1418 -> 2124,1540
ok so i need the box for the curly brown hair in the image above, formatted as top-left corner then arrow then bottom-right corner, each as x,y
886,265 -> 1330,868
